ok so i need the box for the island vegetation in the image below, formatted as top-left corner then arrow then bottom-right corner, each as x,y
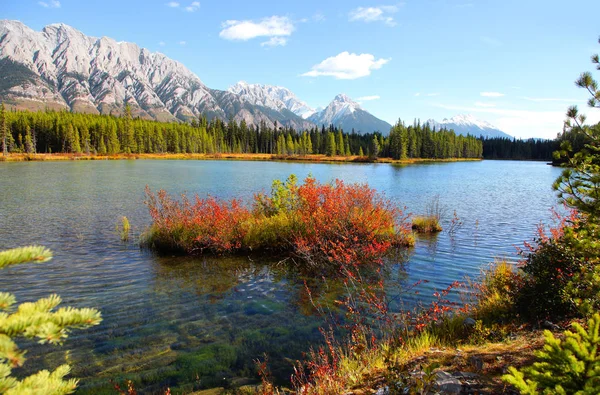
143,174 -> 414,269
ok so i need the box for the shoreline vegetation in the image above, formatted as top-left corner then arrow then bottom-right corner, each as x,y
0,152 -> 484,164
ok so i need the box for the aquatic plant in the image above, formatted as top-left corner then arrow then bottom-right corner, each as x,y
116,216 -> 131,242
411,216 -> 442,233
143,175 -> 413,269
0,245 -> 102,394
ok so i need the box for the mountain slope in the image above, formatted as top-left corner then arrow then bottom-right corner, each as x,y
427,114 -> 512,139
0,20 -> 393,133
228,81 -> 315,119
309,94 -> 392,135
0,20 -> 308,128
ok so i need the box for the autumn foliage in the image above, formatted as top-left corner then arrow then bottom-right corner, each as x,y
144,175 -> 413,268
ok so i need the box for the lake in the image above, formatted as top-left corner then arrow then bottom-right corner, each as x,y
0,159 -> 561,393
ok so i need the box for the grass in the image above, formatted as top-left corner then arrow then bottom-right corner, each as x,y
411,215 -> 443,233
116,216 -> 131,242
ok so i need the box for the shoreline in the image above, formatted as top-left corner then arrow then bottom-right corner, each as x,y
0,152 -> 483,164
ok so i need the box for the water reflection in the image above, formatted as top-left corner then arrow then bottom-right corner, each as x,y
0,160 -> 562,393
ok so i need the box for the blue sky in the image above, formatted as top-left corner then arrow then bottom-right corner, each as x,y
3,0 -> 600,138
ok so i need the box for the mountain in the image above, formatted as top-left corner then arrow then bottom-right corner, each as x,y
309,94 -> 392,135
0,20 -> 393,134
426,114 -> 512,139
0,20 -> 311,129
228,81 -> 315,119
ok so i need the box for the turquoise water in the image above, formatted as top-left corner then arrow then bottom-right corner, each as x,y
0,160 -> 561,393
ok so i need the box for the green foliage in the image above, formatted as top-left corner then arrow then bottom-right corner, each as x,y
517,219 -> 600,320
254,174 -> 299,216
503,313 -> 600,394
482,137 -> 558,161
0,246 -> 102,394
554,37 -> 600,220
0,245 -> 52,268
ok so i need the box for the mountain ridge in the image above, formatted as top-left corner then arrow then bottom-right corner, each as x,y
0,20 -> 391,134
426,114 -> 512,139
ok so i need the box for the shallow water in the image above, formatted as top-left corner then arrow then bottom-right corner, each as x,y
0,159 -> 561,393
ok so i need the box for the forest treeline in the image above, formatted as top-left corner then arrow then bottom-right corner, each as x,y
481,137 -> 558,160
0,106 -> 484,159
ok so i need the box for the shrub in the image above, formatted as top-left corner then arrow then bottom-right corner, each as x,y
516,213 -> 600,321
472,260 -> 521,323
144,175 -> 413,269
0,246 -> 102,394
144,188 -> 251,254
502,313 -> 600,394
411,216 -> 442,233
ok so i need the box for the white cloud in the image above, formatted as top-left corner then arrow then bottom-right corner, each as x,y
185,1 -> 200,12
219,16 -> 294,44
38,0 -> 60,8
480,91 -> 505,97
313,13 -> 326,22
356,95 -> 381,101
261,37 -> 287,47
480,36 -> 502,46
302,52 -> 390,80
414,93 -> 421,97
158,41 -> 166,47
166,1 -> 180,7
349,5 -> 401,26
263,36 -> 288,47
179,41 -> 187,46
475,101 -> 496,108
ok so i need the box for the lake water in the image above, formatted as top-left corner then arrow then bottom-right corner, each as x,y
0,159 -> 561,393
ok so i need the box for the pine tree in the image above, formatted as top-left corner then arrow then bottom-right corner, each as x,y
24,127 -> 34,154
371,135 -> 380,158
336,130 -> 345,156
1,102 -> 7,156
0,246 -> 102,394
554,37 -> 600,219
503,313 -> 600,394
326,132 -> 336,156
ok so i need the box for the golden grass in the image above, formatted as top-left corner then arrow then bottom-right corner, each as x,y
411,215 -> 443,233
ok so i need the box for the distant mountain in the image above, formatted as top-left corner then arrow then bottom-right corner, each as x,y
309,94 -> 392,135
426,114 -> 512,139
0,20 -> 391,134
228,81 -> 315,119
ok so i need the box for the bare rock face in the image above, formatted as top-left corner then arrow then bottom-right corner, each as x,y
0,20 -> 393,133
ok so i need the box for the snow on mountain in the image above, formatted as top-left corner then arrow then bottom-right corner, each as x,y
427,114 -> 512,139
228,81 -> 315,119
0,20 -> 308,128
309,94 -> 392,135
0,20 -> 391,132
